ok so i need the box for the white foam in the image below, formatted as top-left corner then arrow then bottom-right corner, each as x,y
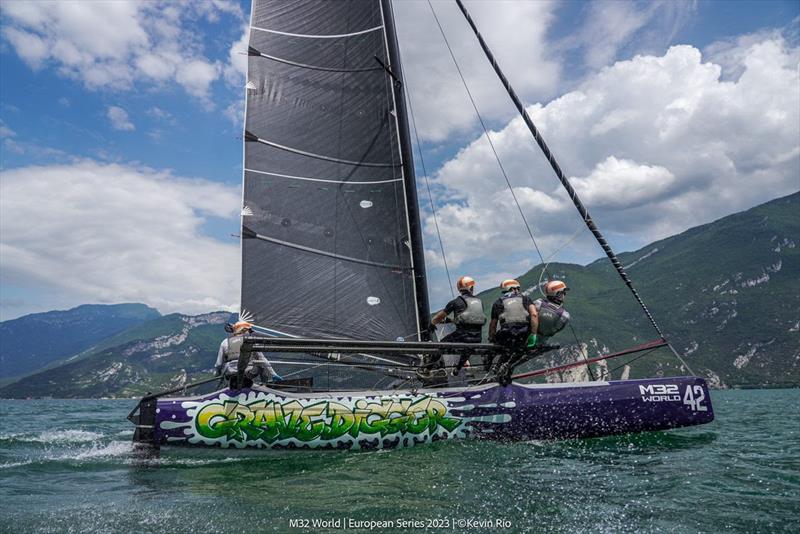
48,440 -> 132,462
33,430 -> 104,443
0,459 -> 33,469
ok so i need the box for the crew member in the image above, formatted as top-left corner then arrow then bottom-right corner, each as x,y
487,279 -> 537,384
429,276 -> 487,376
533,280 -> 571,345
215,321 -> 282,387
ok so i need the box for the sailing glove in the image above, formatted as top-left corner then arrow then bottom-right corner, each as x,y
272,374 -> 283,382
526,334 -> 538,349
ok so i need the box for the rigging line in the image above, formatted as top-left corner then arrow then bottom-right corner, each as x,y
667,342 -> 697,376
608,348 -> 659,375
567,323 -> 596,381
250,25 -> 383,39
405,80 -> 455,297
427,0 -> 547,268
454,0 -> 668,344
258,355 -> 415,369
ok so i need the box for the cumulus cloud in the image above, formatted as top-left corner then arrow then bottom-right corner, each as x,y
1,0 -> 241,102
425,36 -> 800,279
106,106 -> 135,131
394,0 -> 561,141
0,160 -> 241,315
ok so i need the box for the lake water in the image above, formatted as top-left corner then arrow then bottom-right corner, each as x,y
1,389 -> 798,533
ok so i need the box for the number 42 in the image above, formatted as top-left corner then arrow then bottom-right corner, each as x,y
683,385 -> 707,411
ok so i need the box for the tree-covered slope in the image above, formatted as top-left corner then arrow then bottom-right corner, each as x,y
0,303 -> 160,382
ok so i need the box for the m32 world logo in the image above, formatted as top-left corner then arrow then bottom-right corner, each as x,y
639,384 -> 708,411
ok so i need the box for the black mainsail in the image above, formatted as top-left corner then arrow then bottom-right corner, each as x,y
241,0 -> 429,342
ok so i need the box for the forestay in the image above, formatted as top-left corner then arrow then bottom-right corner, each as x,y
241,0 -> 429,341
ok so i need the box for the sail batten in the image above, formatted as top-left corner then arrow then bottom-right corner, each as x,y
244,167 -> 402,185
241,0 -> 426,343
242,229 -> 410,271
248,47 -> 385,73
251,25 -> 384,39
245,133 -> 399,167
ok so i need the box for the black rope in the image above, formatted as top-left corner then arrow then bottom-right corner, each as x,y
405,82 -> 455,297
427,0 -> 547,268
453,0 -> 666,341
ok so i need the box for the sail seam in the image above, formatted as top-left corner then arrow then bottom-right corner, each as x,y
251,25 -> 383,39
250,48 -> 383,73
244,167 -> 402,185
247,230 -> 408,270
248,134 -> 399,168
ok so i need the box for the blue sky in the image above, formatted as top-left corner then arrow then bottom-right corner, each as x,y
1,0 -> 798,320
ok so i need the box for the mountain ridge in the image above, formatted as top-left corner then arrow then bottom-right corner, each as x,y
0,192 -> 797,397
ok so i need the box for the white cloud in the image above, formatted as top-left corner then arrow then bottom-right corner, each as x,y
563,0 -> 697,71
106,106 -> 135,131
146,106 -> 173,122
0,119 -> 16,138
224,24 -> 249,86
0,160 -> 241,315
394,0 -> 561,141
1,0 -> 239,102
424,36 -> 800,278
176,59 -> 222,101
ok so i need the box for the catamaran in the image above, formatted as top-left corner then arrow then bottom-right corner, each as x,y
129,0 -> 713,454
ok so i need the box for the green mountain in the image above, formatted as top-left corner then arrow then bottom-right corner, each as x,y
472,192 -> 799,387
0,312 -> 235,398
0,303 -> 160,383
0,192 -> 797,398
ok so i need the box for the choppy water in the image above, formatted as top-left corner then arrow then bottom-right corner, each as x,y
1,389 -> 798,533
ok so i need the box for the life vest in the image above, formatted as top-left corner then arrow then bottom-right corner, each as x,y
499,296 -> 529,326
224,335 -> 244,362
454,296 -> 486,327
534,298 -> 570,337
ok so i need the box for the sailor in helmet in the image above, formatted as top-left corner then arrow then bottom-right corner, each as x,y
489,279 -> 537,350
429,276 -> 487,377
215,321 -> 283,387
533,280 -> 571,345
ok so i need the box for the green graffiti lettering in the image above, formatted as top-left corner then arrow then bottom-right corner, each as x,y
193,395 -> 463,444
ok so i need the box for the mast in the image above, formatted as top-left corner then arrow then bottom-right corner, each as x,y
454,0 -> 670,344
381,0 -> 431,340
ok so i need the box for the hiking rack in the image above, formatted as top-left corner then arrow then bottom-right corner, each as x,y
241,336 -> 521,358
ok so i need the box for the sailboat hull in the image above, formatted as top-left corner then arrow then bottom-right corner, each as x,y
144,376 -> 713,450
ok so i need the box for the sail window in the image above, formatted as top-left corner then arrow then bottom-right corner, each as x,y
360,200 -> 373,208
367,296 -> 381,306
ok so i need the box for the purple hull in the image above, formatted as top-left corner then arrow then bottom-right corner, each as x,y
143,376 -> 713,450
